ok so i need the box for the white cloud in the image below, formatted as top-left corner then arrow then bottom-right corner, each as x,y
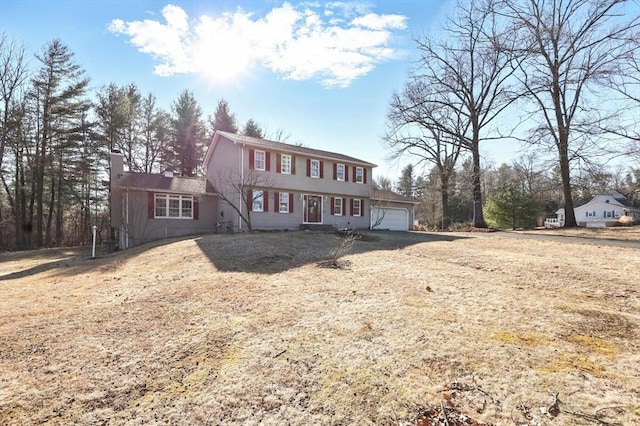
108,2 -> 407,87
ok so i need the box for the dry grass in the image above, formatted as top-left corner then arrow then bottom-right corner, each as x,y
1,229 -> 639,425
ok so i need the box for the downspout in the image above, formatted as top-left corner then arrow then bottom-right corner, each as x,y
239,143 -> 244,231
125,190 -> 129,248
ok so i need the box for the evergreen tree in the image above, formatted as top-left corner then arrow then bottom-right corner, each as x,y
484,185 -> 536,230
31,38 -> 90,246
211,99 -> 238,134
170,90 -> 203,177
243,119 -> 263,138
397,164 -> 415,197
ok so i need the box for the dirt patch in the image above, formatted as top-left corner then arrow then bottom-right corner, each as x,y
1,230 -> 639,425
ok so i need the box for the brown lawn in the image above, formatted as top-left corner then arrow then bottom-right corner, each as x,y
0,228 -> 639,425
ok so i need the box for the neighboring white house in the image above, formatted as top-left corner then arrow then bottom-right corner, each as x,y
544,191 -> 640,228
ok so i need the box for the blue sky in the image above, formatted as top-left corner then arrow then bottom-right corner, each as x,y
1,0 -> 524,181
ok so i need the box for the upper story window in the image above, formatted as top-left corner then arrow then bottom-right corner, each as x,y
310,159 -> 320,178
252,190 -> 264,212
355,167 -> 364,184
254,150 -> 266,171
353,199 -> 362,216
336,163 -> 345,181
281,154 -> 292,174
154,194 -> 193,219
279,192 -> 289,213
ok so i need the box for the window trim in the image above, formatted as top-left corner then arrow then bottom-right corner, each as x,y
353,198 -> 362,216
252,190 -> 264,212
154,193 -> 193,219
310,159 -> 320,178
281,154 -> 292,174
355,166 -> 364,184
279,192 -> 289,213
336,163 -> 345,181
254,150 -> 266,171
333,197 -> 343,216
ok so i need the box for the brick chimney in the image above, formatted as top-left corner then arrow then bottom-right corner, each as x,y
110,151 -> 124,227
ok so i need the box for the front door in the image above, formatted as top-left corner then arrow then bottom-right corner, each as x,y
304,195 -> 322,223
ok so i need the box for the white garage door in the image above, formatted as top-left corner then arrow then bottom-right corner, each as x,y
371,207 -> 409,231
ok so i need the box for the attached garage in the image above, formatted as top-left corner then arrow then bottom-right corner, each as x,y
370,189 -> 419,231
371,207 -> 409,231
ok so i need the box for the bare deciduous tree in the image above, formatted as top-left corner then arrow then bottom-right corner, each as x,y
497,0 -> 640,227
209,167 -> 276,231
391,0 -> 516,228
386,79 -> 463,229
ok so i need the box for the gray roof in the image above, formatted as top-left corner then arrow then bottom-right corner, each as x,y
214,131 -> 377,167
371,189 -> 419,204
116,172 -> 215,195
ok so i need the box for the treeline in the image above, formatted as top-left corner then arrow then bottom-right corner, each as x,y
378,159 -> 640,230
0,36 -> 269,250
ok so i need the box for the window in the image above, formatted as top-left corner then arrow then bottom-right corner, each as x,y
252,190 -> 264,212
279,192 -> 289,213
353,199 -> 361,216
336,164 -> 345,181
333,197 -> 343,216
154,194 -> 193,219
254,150 -> 266,171
310,159 -> 320,178
281,154 -> 292,174
355,167 -> 364,184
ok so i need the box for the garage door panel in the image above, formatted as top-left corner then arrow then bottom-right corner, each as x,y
371,207 -> 408,231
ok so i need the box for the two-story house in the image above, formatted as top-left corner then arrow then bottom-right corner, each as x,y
111,131 -> 379,248
203,131 -> 376,231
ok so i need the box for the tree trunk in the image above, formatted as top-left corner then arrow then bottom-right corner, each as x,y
440,172 -> 450,230
558,137 -> 577,227
45,173 -> 55,245
471,142 -> 487,228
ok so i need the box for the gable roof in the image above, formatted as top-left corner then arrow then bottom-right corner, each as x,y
371,189 -> 419,204
203,131 -> 377,169
116,172 -> 215,195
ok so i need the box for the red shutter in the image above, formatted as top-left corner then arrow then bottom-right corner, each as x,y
193,197 -> 199,220
350,198 -> 354,217
360,199 -> 365,217
276,153 -> 281,173
330,197 -> 335,215
148,192 -> 154,219
265,151 -> 271,171
289,193 -> 294,213
249,149 -> 255,169
291,156 -> 296,175
320,161 -> 324,178
247,189 -> 253,212
264,191 -> 269,212
352,167 -> 356,182
333,163 -> 337,180
306,159 -> 311,177
274,191 -> 279,212
363,169 -> 367,184
345,166 -> 349,182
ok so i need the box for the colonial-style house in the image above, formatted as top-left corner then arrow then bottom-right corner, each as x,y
203,131 -> 377,232
111,131 -> 390,248
544,191 -> 640,228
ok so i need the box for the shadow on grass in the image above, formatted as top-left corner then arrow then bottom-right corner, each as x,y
0,231 -> 467,281
194,230 -> 466,274
0,246 -> 93,281
0,237 -> 184,281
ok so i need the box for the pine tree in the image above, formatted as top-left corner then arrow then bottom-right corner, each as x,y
31,38 -> 90,246
170,90 -> 203,177
211,99 -> 238,133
